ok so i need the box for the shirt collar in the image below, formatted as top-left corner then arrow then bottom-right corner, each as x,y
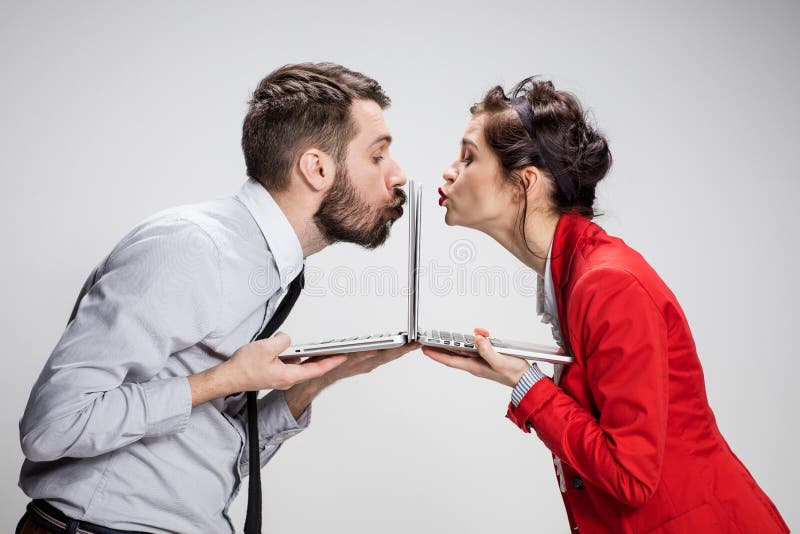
235,178 -> 304,288
544,240 -> 557,317
536,240 -> 558,321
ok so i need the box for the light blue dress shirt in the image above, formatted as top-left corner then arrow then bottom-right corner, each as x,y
19,178 -> 310,533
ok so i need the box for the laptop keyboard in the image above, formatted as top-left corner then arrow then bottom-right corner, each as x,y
307,332 -> 404,345
424,330 -> 475,348
307,330 -> 476,349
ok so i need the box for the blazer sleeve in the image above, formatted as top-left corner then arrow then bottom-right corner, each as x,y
508,268 -> 669,507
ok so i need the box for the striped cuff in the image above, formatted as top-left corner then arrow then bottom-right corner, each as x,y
511,363 -> 545,407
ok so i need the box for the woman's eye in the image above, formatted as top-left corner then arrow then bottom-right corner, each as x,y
373,155 -> 385,164
461,155 -> 473,166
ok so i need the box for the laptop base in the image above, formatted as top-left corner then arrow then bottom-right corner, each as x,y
418,329 -> 574,365
280,332 -> 408,358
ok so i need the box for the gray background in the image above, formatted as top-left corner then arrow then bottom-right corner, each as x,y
2,1 -> 798,531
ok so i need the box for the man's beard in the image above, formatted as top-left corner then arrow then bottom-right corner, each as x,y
313,165 -> 407,249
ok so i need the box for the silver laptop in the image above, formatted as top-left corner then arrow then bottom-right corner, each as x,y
278,183 -> 421,357
281,181 -> 573,365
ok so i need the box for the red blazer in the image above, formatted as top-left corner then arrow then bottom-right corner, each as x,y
507,213 -> 789,533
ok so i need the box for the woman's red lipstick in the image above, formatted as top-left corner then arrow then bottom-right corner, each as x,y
438,187 -> 448,206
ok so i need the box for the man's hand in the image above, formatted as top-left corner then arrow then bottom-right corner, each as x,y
188,333 -> 347,407
422,329 -> 529,388
283,342 -> 420,419
309,342 -> 421,388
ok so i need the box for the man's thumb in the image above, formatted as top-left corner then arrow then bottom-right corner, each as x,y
257,331 -> 292,355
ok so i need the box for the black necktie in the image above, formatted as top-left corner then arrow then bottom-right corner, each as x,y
244,267 -> 305,534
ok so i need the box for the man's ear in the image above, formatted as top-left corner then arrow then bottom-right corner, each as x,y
297,149 -> 335,192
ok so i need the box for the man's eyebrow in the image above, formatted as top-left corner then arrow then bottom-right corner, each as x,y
370,134 -> 392,147
461,138 -> 479,150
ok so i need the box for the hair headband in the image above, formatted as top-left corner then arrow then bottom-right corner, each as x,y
511,95 -> 577,202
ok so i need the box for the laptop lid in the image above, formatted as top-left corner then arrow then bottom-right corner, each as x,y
406,181 -> 422,341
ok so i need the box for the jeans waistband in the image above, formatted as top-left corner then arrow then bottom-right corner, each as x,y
27,501 -> 150,534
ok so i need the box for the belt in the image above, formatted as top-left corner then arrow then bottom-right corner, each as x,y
26,500 -> 150,534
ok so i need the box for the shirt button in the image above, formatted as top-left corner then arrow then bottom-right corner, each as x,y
570,476 -> 585,490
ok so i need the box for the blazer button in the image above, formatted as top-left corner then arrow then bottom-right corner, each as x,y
570,476 -> 585,490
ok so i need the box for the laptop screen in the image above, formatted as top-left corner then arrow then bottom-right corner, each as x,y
406,181 -> 422,340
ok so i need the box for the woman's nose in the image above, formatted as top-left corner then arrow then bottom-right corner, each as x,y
442,165 -> 457,182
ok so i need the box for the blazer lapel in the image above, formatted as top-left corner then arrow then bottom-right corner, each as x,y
550,212 -> 593,357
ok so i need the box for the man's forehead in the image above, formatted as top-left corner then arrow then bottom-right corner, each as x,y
351,99 -> 391,145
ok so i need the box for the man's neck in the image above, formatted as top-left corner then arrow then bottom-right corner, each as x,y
270,189 -> 329,257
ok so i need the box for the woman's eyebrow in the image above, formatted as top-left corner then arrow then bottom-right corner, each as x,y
461,138 -> 479,151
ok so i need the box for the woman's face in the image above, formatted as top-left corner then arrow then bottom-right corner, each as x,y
439,115 -> 517,232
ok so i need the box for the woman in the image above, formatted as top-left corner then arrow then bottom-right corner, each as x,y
424,77 -> 789,533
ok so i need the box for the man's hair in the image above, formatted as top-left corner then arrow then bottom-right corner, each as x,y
242,62 -> 391,191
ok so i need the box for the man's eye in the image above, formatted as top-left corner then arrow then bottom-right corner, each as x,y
461,155 -> 472,166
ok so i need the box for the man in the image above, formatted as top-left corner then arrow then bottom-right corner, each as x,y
17,62 -> 416,534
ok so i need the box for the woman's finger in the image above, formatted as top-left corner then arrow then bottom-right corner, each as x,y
473,334 -> 504,367
422,346 -> 493,376
420,345 -> 470,358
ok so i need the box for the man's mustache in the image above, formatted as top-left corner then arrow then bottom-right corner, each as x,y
389,188 -> 407,209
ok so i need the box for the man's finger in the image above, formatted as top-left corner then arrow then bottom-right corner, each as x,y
257,331 -> 292,357
378,342 -> 420,361
372,347 -> 411,366
302,353 -> 347,365
284,355 -> 347,384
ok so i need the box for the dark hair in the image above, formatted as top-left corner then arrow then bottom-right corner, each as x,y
470,76 -> 612,222
242,62 -> 391,191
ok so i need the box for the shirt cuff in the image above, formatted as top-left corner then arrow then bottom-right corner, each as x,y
142,376 -> 192,436
510,363 -> 545,407
257,389 -> 311,448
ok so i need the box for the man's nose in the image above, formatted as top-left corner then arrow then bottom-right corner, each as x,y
388,160 -> 407,189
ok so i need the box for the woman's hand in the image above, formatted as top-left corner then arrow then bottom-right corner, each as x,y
422,328 -> 530,388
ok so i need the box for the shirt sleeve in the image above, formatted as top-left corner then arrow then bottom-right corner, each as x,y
506,268 -> 669,508
238,390 -> 312,473
510,363 -> 546,407
19,217 -> 222,462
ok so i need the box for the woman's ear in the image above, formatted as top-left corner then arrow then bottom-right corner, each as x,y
298,149 -> 334,192
510,167 -> 540,203
523,166 -> 550,206
522,166 -> 540,195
